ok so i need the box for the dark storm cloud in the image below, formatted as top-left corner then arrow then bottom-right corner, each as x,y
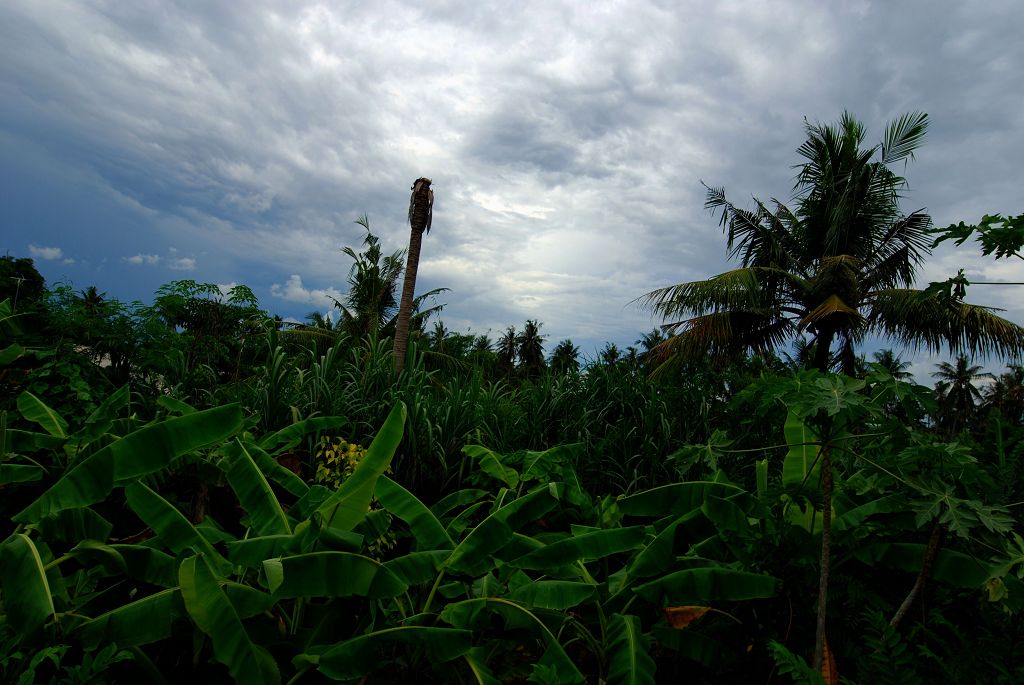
1,0 -> 1021,358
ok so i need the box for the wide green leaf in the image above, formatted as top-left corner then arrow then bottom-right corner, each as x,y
633,567 -> 777,605
17,391 -> 68,438
14,405 -> 244,522
606,613 -> 656,685
0,463 -> 44,484
376,475 -> 454,550
463,444 -> 520,488
237,438 -> 308,498
221,440 -> 290,536
511,526 -> 646,570
257,415 -> 348,452
125,482 -> 230,574
617,482 -> 745,517
0,534 -> 56,640
314,626 -> 473,680
69,541 -> 178,587
781,410 -> 821,489
445,483 -> 561,576
179,555 -> 279,685
852,542 -> 991,588
263,551 -> 406,599
507,581 -> 596,610
315,402 -> 406,531
77,588 -> 186,649
441,598 -> 584,684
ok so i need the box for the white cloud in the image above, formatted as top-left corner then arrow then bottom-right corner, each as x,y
124,253 -> 160,265
270,274 -> 342,309
28,244 -> 64,260
168,257 -> 196,271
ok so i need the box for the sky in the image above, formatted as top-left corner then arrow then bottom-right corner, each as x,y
1,0 -> 1022,373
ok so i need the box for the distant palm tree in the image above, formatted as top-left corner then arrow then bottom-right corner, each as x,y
550,339 -> 581,375
516,320 -> 547,379
872,348 -> 912,380
933,355 -> 993,435
395,178 -> 434,375
641,112 -> 1024,374
599,342 -> 621,366
497,326 -> 517,377
984,365 -> 1024,423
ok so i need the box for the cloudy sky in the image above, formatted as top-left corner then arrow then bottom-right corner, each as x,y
2,0 -> 1022,370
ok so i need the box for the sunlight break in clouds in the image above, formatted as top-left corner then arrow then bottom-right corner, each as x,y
270,274 -> 343,310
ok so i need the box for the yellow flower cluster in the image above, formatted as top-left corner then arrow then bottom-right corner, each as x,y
314,436 -> 367,489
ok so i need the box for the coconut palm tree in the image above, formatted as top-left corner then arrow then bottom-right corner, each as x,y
394,177 -> 434,375
550,339 -> 581,375
933,355 -> 993,435
984,364 -> 1024,423
641,112 -> 1024,374
516,319 -> 547,379
497,326 -> 517,377
872,348 -> 913,380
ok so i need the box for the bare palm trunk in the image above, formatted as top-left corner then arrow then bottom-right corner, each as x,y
890,518 -> 943,629
394,178 -> 433,376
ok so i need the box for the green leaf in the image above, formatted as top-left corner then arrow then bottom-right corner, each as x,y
430,488 -> 489,519
0,342 -> 25,365
17,391 -> 69,438
72,385 -> 131,449
507,581 -> 596,610
633,567 -> 777,605
76,588 -> 186,649
627,510 -> 708,579
14,405 -> 244,522
68,541 -> 178,587
35,507 -> 113,545
606,613 -> 655,685
263,551 -> 407,599
510,526 -> 646,570
0,463 -> 44,484
852,543 -> 992,588
0,534 -> 56,640
617,481 -> 745,517
237,439 -> 308,498
314,626 -> 473,681
521,444 -> 583,481
445,483 -> 561,576
441,598 -> 584,684
782,411 -> 821,489
376,475 -> 453,550
220,440 -> 290,536
156,395 -> 196,415
125,482 -> 230,575
463,444 -> 520,488
257,415 -> 348,452
315,402 -> 406,531
384,550 -> 451,585
179,555 -> 279,685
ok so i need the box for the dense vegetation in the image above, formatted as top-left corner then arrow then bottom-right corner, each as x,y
2,114 -> 1023,684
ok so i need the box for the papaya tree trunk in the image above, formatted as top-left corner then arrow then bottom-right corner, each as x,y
813,444 -> 833,671
890,517 -> 943,629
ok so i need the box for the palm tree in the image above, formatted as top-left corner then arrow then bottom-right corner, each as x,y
516,319 -> 547,379
497,326 -> 517,377
395,177 -> 434,376
872,348 -> 912,380
932,355 -> 993,435
984,364 -> 1024,423
336,217 -> 404,340
550,339 -> 581,375
641,112 -> 1024,374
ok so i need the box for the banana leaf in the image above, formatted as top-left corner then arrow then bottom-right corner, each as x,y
0,534 -> 56,641
313,626 -> 473,680
17,391 -> 68,438
220,440 -> 291,536
263,551 -> 407,599
376,475 -> 454,550
606,613 -> 656,685
179,554 -> 279,685
315,403 -> 406,531
633,567 -> 777,605
510,526 -> 646,571
617,482 -> 745,517
506,581 -> 596,610
14,405 -> 244,522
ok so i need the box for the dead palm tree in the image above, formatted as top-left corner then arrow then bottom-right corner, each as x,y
394,177 -> 434,375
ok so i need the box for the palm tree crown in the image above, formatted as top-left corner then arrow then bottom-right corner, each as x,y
642,112 -> 1024,373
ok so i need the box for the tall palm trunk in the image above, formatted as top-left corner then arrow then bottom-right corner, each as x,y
394,178 -> 433,376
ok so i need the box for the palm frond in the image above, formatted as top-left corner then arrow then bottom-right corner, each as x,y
870,289 -> 1024,359
639,268 -> 769,319
799,294 -> 863,331
880,112 -> 929,165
